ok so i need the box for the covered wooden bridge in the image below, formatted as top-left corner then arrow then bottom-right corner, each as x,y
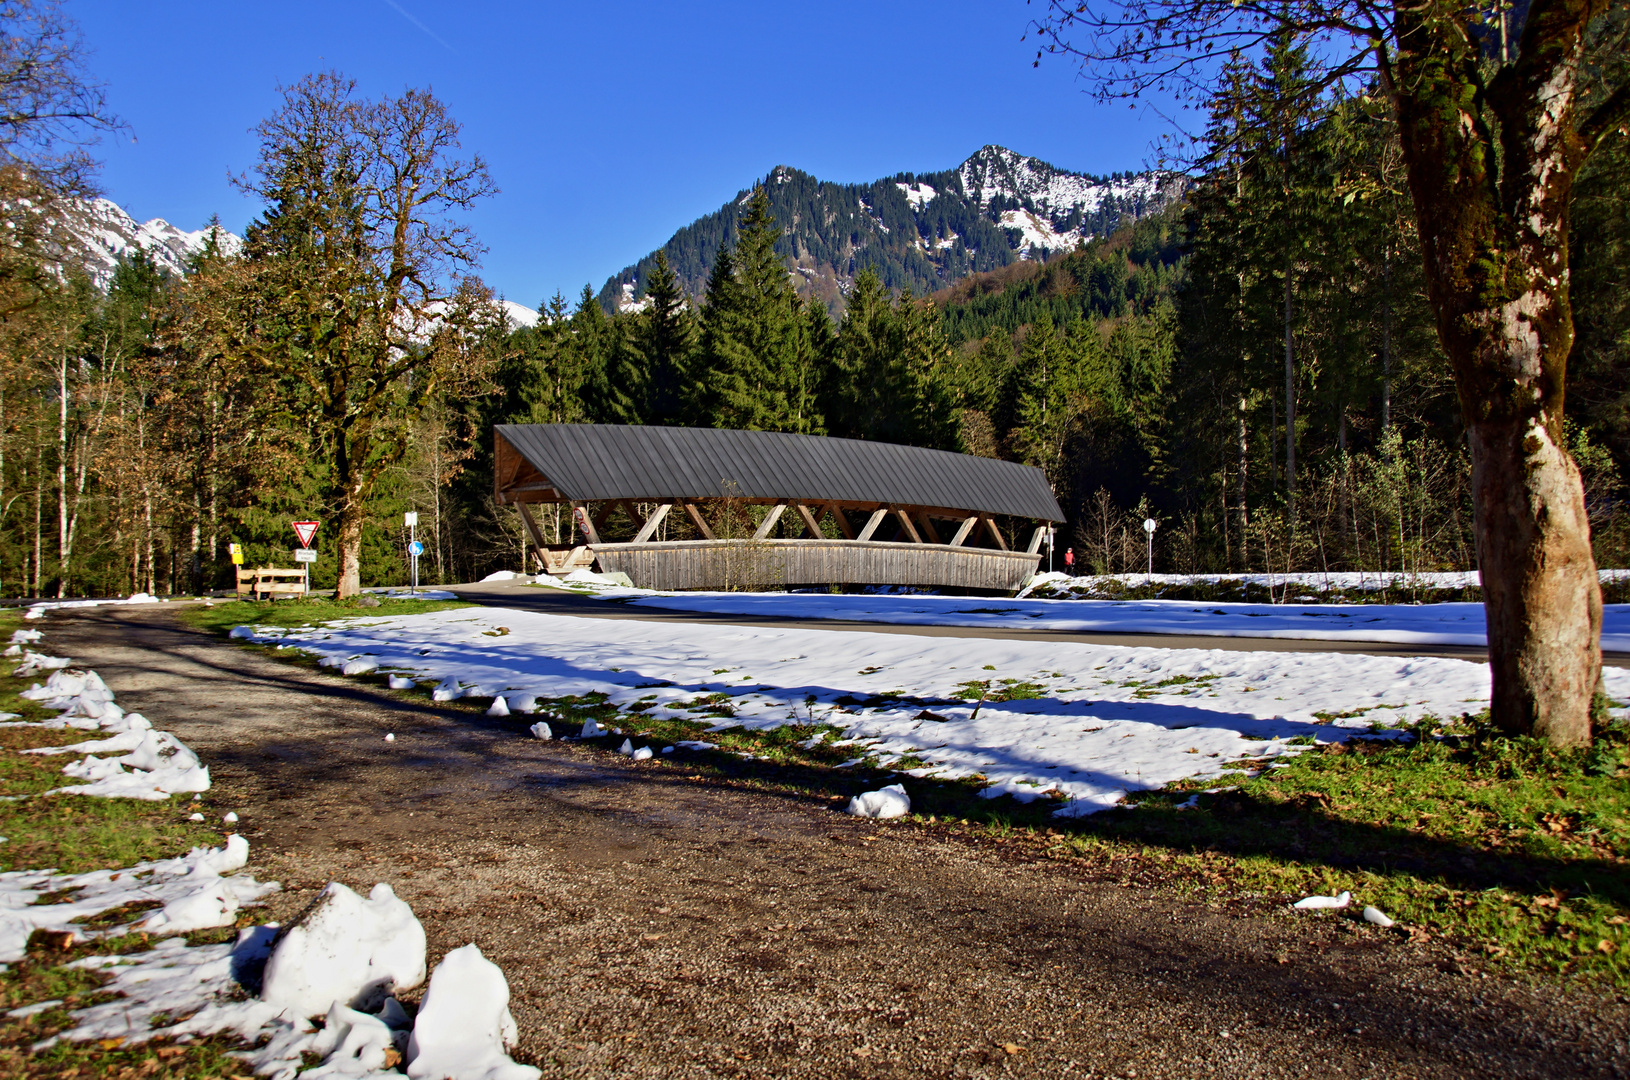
493,424 -> 1064,592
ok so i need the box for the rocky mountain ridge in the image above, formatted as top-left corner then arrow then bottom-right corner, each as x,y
67,198 -> 241,288
598,145 -> 1186,313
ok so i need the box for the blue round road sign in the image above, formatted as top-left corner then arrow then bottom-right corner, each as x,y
408,540 -> 425,557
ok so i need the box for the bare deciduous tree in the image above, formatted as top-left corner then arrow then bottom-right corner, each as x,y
234,73 -> 503,596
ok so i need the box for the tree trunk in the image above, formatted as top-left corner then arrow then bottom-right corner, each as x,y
337,496 -> 365,598
1237,396 -> 1250,569
1283,262 -> 1296,517
56,353 -> 67,598
1385,0 -> 1611,744
1381,249 -> 1393,433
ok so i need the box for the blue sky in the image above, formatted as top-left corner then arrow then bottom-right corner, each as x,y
76,0 -> 1174,309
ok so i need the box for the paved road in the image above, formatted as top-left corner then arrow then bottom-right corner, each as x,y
35,605 -> 1630,1079
450,580 -> 1630,668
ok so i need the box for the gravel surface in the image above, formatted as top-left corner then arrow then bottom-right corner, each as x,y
39,605 -> 1630,1079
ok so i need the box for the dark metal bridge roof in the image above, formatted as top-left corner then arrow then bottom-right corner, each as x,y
495,424 -> 1064,522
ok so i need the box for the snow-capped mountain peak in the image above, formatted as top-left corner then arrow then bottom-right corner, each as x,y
68,198 -> 242,288
957,145 -> 1169,215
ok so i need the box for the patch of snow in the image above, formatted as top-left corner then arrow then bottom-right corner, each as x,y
562,568 -> 634,589
12,651 -> 71,676
261,881 -> 427,1020
896,181 -> 936,209
406,943 -> 540,1080
15,667 -> 210,800
0,835 -> 274,963
1293,891 -> 1352,910
481,570 -> 526,582
500,300 -> 539,330
529,721 -> 552,740
847,784 -> 910,819
998,208 -> 1081,255
24,593 -> 163,620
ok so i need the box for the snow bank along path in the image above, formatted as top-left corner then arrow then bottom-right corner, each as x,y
248,607 -> 1630,815
5,619 -> 537,1079
592,582 -> 1630,651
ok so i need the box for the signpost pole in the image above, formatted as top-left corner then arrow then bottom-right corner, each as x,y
405,512 -> 420,598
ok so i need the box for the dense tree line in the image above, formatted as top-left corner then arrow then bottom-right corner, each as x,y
3,0 -> 1627,648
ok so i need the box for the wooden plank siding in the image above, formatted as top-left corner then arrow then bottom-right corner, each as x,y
591,540 -> 1040,592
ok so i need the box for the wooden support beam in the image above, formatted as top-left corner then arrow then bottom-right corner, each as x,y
824,503 -> 855,540
516,502 -> 551,572
681,501 -> 716,540
915,512 -> 943,544
892,506 -> 922,543
856,507 -> 889,542
753,503 -> 788,540
981,515 -> 1008,551
631,503 -> 673,544
1025,524 -> 1048,555
948,516 -> 978,547
571,502 -> 601,545
793,502 -> 824,538
591,500 -> 622,539
516,501 -> 548,554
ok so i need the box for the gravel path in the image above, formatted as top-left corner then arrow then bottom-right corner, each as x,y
38,604 -> 1630,1079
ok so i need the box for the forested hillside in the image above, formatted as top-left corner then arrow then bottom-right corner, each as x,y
595,146 -> 1186,313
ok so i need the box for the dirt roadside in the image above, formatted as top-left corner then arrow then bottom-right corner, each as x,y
36,604 -> 1630,1079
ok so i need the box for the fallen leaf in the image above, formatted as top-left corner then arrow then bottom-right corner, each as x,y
1599,939 -> 1617,954
99,1037 -> 125,1050
1001,1042 -> 1025,1055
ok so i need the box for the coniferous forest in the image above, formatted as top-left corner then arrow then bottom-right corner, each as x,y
4,4 -> 1628,597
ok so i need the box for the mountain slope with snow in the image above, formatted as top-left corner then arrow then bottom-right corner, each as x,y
66,198 -> 242,288
599,146 -> 1186,312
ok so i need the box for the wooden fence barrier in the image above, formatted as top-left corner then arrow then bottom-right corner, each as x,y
236,567 -> 307,600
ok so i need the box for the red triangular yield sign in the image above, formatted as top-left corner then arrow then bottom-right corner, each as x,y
292,521 -> 319,548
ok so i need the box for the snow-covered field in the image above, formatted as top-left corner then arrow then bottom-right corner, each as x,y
1022,569 -> 1630,596
561,581 -> 1630,651
248,606 -> 1630,817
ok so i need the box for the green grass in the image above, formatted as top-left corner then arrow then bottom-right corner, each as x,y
176,594 -> 474,637
0,609 -> 261,1075
0,926 -> 272,1078
0,621 -> 223,875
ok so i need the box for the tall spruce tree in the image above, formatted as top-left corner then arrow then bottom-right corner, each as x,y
639,250 -> 693,426
690,188 -> 799,430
